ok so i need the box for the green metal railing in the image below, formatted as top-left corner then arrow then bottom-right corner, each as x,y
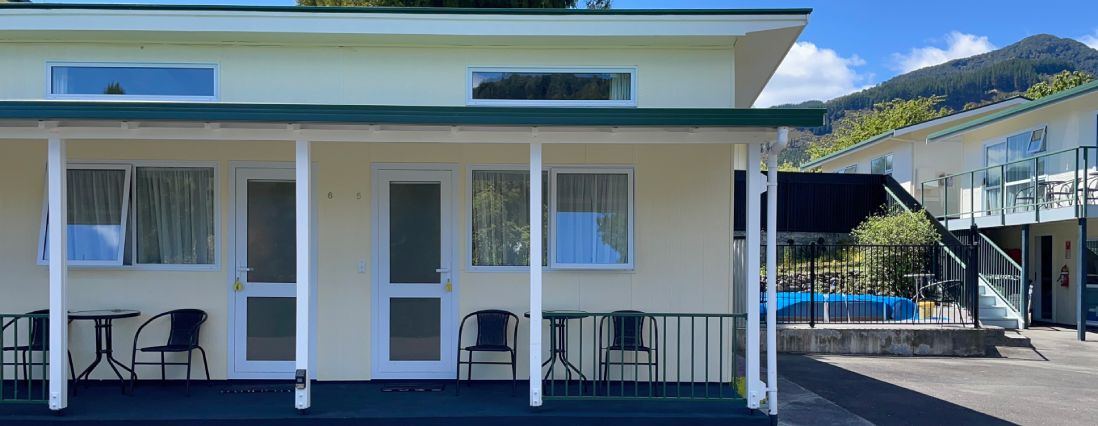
541,312 -> 745,401
1,313 -> 50,405
920,146 -> 1098,227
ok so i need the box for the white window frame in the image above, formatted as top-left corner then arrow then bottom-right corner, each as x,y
549,166 -> 635,271
37,163 -> 133,267
466,66 -> 638,107
45,62 -> 219,102
37,160 -> 220,271
870,153 -> 894,176
982,124 -> 1051,173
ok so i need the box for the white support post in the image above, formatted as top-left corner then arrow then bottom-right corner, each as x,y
528,141 -> 544,407
744,144 -> 763,409
765,128 -> 789,421
294,140 -> 313,411
47,136 -> 68,411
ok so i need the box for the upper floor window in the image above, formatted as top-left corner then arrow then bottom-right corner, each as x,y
837,165 -> 857,174
870,154 -> 894,176
468,67 -> 636,107
48,63 -> 217,101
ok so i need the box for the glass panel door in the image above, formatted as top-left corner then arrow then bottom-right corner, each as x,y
232,168 -> 297,377
375,169 -> 455,378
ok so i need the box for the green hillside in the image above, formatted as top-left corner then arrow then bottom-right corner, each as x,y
779,34 -> 1098,167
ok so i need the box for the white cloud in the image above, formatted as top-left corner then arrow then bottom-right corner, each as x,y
1079,30 -> 1098,49
755,41 -> 872,107
892,31 -> 995,73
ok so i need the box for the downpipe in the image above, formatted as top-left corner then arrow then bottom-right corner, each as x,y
765,127 -> 789,425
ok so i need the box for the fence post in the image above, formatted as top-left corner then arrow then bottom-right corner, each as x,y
809,242 -> 817,328
968,239 -> 981,328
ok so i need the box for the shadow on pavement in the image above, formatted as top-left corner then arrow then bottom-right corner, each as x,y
779,355 -> 1015,426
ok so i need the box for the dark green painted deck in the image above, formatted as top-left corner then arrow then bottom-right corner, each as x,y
0,380 -> 767,425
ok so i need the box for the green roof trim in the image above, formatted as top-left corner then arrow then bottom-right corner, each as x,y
0,3 -> 812,16
801,130 -> 894,169
0,102 -> 826,128
928,80 -> 1098,141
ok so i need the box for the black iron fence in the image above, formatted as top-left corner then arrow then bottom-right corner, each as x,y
763,243 -> 979,326
540,312 -> 745,401
1,313 -> 50,404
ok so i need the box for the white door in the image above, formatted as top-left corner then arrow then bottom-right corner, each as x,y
374,168 -> 456,379
232,167 -> 297,377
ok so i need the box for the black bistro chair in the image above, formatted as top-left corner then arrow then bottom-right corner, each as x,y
129,309 -> 210,395
0,309 -> 75,381
456,309 -> 519,395
599,310 -> 658,384
917,279 -> 963,322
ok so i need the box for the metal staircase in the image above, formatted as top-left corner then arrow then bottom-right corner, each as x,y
883,177 -> 1024,329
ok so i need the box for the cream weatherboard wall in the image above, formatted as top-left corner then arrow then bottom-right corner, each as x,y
0,43 -> 735,108
0,140 -> 738,380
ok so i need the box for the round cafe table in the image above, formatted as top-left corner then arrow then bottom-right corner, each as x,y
68,309 -> 140,394
524,310 -> 590,381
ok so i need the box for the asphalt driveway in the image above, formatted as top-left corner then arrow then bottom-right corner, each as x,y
779,326 -> 1098,425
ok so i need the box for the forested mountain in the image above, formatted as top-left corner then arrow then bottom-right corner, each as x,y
778,34 -> 1098,167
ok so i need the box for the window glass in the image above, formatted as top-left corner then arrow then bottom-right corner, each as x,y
554,171 -> 631,266
43,168 -> 130,264
50,65 -> 215,98
870,154 -> 893,175
838,165 -> 857,174
470,170 -> 548,267
41,164 -> 217,267
135,167 -> 216,265
470,69 -> 633,104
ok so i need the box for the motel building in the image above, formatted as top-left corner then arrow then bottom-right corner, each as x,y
0,4 -> 823,423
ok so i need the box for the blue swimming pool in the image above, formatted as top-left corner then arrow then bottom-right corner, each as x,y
761,292 -> 920,321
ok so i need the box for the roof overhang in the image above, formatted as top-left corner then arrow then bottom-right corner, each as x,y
928,81 -> 1098,142
0,4 -> 810,44
800,96 -> 1031,169
0,101 -> 825,144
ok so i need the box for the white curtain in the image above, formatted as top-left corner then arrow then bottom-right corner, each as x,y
136,167 -> 215,265
64,169 -> 126,261
555,173 -> 629,265
609,73 -> 631,101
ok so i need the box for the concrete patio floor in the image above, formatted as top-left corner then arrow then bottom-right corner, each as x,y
0,380 -> 766,426
779,326 -> 1098,425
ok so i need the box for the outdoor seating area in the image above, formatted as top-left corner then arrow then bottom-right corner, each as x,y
0,308 -> 210,403
454,309 -> 745,401
922,146 -> 1098,228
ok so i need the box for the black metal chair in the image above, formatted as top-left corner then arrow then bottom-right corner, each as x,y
599,310 -> 658,383
917,279 -> 963,322
0,309 -> 75,381
456,309 -> 519,395
129,309 -> 210,395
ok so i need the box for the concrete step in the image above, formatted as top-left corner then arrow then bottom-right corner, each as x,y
981,318 -> 1022,329
980,306 -> 1008,318
979,295 -> 1002,307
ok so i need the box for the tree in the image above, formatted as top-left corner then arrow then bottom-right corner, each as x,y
297,0 -> 612,8
807,95 -> 951,163
1024,70 -> 1095,99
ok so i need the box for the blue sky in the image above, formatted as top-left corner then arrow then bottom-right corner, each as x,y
43,0 -> 1098,106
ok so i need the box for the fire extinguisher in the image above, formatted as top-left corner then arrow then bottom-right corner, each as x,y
1060,265 -> 1070,287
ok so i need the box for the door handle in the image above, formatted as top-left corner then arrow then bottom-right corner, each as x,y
435,268 -> 450,273
239,266 -> 255,272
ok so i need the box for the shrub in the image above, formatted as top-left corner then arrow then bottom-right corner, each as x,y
851,208 -> 941,298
